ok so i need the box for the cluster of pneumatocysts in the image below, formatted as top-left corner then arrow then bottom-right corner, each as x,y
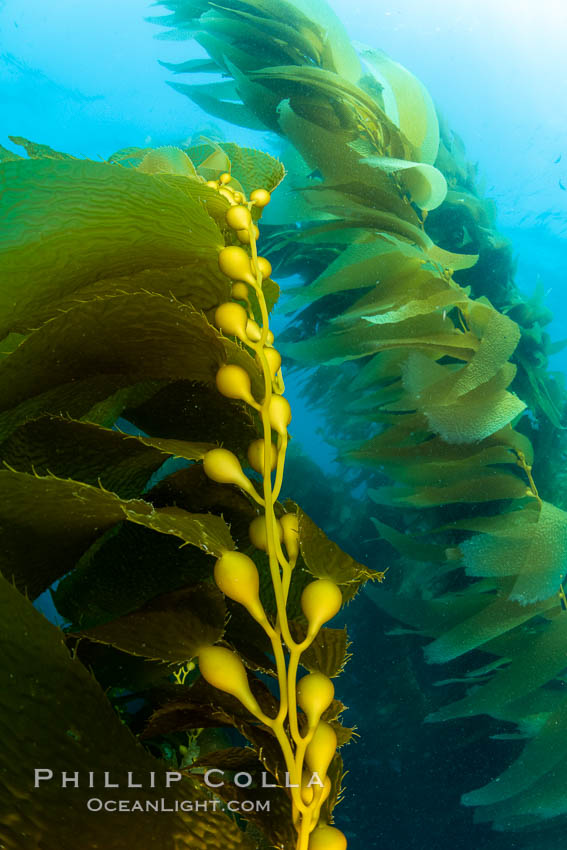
196,172 -> 347,850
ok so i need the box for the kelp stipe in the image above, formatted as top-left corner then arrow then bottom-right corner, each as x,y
200,175 -> 349,849
0,139 -> 383,848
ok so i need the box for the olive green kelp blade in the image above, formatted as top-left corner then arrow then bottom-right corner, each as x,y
0,573 -> 252,850
0,158 -> 227,337
185,140 -> 285,195
0,415 -> 216,499
0,292 -> 264,442
78,583 -> 226,662
0,468 -> 234,599
297,506 -> 385,600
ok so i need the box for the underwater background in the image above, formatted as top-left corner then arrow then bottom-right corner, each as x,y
3,0 -> 567,431
2,1 -> 567,849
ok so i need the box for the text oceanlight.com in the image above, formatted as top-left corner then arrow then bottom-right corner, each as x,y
86,798 -> 270,813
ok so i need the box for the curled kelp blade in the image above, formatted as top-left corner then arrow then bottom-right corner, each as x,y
137,144 -> 198,176
249,64 -> 384,125
358,155 -> 447,211
428,243 -> 478,271
457,500 -> 567,604
185,139 -> 286,195
401,357 -> 526,444
356,45 -> 440,165
277,98 -> 417,187
289,0 -> 361,79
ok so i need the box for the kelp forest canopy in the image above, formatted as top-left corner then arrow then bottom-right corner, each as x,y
151,0 -> 567,841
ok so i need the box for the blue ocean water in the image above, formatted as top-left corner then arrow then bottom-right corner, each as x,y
2,1 -> 567,848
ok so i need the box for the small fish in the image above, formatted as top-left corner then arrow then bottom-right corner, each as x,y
554,154 -> 562,164
559,179 -> 566,191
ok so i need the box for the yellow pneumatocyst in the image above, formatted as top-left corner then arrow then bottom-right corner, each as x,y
250,188 -> 271,208
219,172 -> 232,185
249,515 -> 283,552
252,256 -> 272,279
305,721 -> 337,779
308,825 -> 347,850
246,319 -> 262,342
297,672 -> 335,729
268,395 -> 292,435
258,346 -> 282,378
218,246 -> 256,285
231,282 -> 249,301
214,550 -> 266,623
266,330 -> 275,345
247,438 -> 277,474
280,513 -> 299,560
205,180 -> 219,190
215,302 -> 249,342
226,204 -> 252,231
216,364 -> 255,405
198,646 -> 262,718
301,579 -> 342,634
236,225 -> 260,244
203,448 -> 251,491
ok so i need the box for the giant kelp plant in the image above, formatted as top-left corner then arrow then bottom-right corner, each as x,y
0,138 -> 384,849
151,0 -> 567,842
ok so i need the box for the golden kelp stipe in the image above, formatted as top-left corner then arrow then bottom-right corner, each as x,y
201,181 -> 351,850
